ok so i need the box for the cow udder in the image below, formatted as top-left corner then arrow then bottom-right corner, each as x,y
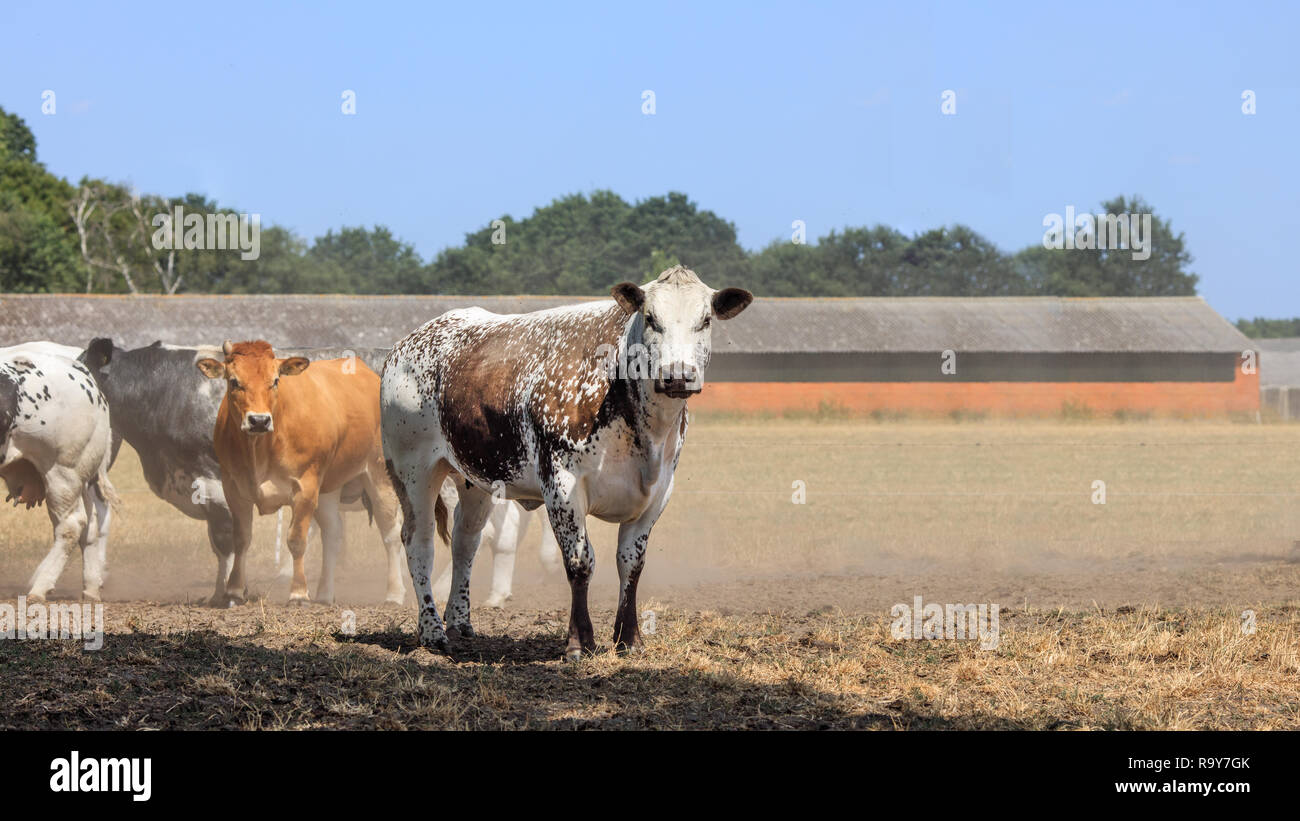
0,459 -> 46,508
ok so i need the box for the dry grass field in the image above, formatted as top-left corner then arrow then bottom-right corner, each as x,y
2,416 -> 1299,729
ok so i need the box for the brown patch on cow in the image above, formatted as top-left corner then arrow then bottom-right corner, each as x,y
1,459 -> 46,508
437,334 -> 530,484
430,303 -> 631,482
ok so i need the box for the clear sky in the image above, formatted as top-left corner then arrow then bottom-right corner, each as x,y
2,1 -> 1296,319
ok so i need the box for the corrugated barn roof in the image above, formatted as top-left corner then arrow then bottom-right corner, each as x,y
0,294 -> 1251,354
1257,338 -> 1300,387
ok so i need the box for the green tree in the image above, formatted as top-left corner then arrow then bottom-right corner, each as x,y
0,106 -> 83,291
0,110 -> 37,163
1236,317 -> 1300,338
426,190 -> 748,295
1017,195 -> 1197,296
308,225 -> 427,294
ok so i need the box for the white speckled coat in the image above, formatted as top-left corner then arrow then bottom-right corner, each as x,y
380,266 -> 752,659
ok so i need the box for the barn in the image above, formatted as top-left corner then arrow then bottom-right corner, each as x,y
1257,337 -> 1300,420
696,296 -> 1259,418
0,293 -> 1258,419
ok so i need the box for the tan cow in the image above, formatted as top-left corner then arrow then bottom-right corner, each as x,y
197,340 -> 440,606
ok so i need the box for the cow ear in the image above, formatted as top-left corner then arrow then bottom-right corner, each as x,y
84,338 -> 114,370
279,357 -> 310,377
611,282 -> 646,316
196,358 -> 226,379
712,287 -> 753,320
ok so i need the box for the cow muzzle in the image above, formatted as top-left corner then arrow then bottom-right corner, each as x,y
243,413 -> 273,434
655,364 -> 702,399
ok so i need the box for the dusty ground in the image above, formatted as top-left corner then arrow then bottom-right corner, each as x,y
2,418 -> 1299,729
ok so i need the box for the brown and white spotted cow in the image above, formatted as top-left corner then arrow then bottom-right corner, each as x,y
197,341 -> 428,606
381,266 -> 752,659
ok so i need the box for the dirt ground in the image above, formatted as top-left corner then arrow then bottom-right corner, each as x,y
2,417 -> 1299,729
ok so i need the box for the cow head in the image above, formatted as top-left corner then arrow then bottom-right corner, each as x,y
196,340 -> 309,435
80,337 -> 118,391
611,266 -> 752,398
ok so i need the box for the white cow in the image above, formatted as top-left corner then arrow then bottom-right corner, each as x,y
0,342 -> 117,601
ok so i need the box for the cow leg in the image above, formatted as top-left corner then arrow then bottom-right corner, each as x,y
361,462 -> 406,605
78,488 -> 106,601
27,467 -> 87,601
85,484 -> 112,600
286,474 -> 321,605
205,508 -> 236,606
444,482 -> 493,639
273,508 -> 293,583
484,502 -> 532,608
222,486 -> 255,606
612,522 -> 652,654
442,505 -> 497,605
613,484 -> 672,653
387,456 -> 452,653
431,479 -> 458,604
313,490 -> 343,605
545,471 -> 596,661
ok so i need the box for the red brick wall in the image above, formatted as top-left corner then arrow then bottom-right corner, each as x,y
692,369 -> 1260,417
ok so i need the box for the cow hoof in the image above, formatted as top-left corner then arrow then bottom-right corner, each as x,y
483,595 -> 510,609
420,632 -> 452,656
446,624 -> 475,641
288,597 -> 311,608
615,642 -> 645,657
564,647 -> 584,663
417,607 -> 451,655
26,592 -> 46,604
82,591 -> 102,603
382,595 -> 405,608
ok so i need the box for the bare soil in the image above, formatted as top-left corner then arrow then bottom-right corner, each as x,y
3,419 -> 1299,729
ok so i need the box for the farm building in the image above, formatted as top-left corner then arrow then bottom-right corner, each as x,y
0,293 -> 1258,418
1257,338 -> 1300,420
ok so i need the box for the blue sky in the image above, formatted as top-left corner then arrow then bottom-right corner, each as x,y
2,0 -> 1296,319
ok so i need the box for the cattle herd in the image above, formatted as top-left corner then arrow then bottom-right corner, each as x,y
0,267 -> 753,659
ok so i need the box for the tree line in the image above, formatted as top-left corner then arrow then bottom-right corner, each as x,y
3,105 -> 1202,303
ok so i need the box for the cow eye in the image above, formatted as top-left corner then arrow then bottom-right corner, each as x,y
229,378 -> 241,390
697,316 -> 712,331
645,314 -> 663,332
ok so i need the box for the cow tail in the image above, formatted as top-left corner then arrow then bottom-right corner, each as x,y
360,488 -> 375,527
434,494 -> 450,545
93,469 -> 123,514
